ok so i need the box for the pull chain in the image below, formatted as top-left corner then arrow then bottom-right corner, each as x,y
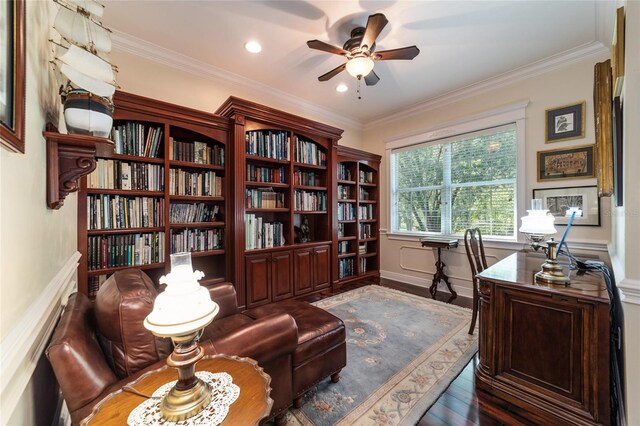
357,77 -> 362,100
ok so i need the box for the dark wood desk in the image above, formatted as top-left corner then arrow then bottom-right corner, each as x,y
81,355 -> 273,426
475,252 -> 610,425
420,237 -> 459,303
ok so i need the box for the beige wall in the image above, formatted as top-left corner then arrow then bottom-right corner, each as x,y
0,1 -> 77,424
362,54 -> 611,295
613,1 -> 640,423
110,50 -> 364,149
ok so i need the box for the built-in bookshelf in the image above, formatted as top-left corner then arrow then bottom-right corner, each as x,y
217,97 -> 343,309
333,146 -> 381,287
77,92 -> 230,298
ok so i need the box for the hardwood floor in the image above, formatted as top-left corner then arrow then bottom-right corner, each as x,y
307,278 -> 498,425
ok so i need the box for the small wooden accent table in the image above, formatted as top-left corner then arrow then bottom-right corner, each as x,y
81,355 -> 273,426
420,237 -> 459,303
475,252 -> 610,425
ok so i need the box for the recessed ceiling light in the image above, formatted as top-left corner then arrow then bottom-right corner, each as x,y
336,84 -> 348,93
244,41 -> 262,54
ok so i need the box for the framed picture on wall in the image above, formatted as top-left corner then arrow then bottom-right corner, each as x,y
537,144 -> 594,181
533,186 -> 600,226
0,0 -> 26,153
545,102 -> 585,143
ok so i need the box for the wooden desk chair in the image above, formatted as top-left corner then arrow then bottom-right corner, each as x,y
464,228 -> 487,335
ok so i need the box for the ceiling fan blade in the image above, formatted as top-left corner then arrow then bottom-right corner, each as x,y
318,63 -> 346,81
360,13 -> 388,51
307,40 -> 349,56
373,46 -> 420,61
364,70 -> 380,86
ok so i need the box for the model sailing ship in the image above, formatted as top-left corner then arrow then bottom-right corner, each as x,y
52,0 -> 117,137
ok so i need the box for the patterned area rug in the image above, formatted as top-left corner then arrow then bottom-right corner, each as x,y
286,285 -> 478,426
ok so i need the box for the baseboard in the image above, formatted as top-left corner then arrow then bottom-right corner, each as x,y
0,251 -> 80,425
380,269 -> 473,299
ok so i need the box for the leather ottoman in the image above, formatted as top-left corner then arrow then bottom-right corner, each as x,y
244,299 -> 347,407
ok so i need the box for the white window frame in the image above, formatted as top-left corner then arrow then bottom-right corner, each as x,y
385,101 -> 528,242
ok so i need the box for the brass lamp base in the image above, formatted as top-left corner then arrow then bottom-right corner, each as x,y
535,259 -> 570,284
160,377 -> 212,422
161,330 -> 211,422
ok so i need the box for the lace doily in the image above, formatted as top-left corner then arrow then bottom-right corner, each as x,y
127,371 -> 240,426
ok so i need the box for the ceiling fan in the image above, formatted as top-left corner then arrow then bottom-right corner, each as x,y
307,13 -> 420,87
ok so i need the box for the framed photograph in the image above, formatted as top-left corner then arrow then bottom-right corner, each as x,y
594,59 -> 613,197
0,0 -> 26,153
537,144 -> 594,181
533,186 -> 600,226
545,102 -> 585,143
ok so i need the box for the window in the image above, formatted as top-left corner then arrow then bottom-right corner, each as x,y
390,124 -> 518,239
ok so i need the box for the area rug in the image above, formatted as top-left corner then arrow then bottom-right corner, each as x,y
286,285 -> 478,426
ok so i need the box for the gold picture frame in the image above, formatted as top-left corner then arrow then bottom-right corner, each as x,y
612,7 -> 625,98
594,60 -> 613,197
544,102 -> 585,143
537,144 -> 595,182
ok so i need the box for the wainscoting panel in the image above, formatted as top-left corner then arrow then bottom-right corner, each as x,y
0,251 -> 80,425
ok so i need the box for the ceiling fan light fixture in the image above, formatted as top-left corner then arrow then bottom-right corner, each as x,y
345,56 -> 374,79
244,40 -> 262,53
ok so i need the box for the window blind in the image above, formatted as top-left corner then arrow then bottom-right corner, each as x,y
391,124 -> 517,238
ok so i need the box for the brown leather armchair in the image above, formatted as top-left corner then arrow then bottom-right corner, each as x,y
46,269 -> 298,425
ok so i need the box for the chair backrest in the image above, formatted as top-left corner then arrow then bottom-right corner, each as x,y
464,228 -> 488,281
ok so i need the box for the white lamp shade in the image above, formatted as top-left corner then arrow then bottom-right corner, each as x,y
346,56 -> 374,78
519,209 -> 557,235
144,252 -> 219,337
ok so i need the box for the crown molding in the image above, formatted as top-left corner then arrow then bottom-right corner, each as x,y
364,41 -> 610,130
111,30 -> 362,130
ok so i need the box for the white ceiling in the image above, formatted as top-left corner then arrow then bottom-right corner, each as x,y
103,1 -> 614,125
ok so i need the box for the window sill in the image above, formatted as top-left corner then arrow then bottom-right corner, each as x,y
382,230 -> 526,250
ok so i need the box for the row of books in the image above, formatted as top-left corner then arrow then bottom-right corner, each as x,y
360,257 -> 368,273
293,170 -> 321,187
294,137 -> 326,166
246,164 -> 286,184
88,275 -> 107,298
88,159 -> 164,191
168,169 -> 223,197
112,122 -> 163,158
338,258 -> 354,279
358,205 -> 374,220
246,188 -> 285,209
294,190 -> 327,212
360,170 -> 375,184
170,137 -> 224,166
360,224 -> 374,239
87,232 -> 165,271
337,185 -> 352,200
169,203 -> 220,224
87,195 -> 163,230
359,243 -> 367,254
338,223 -> 345,237
337,240 -> 350,254
245,214 -> 286,249
337,202 -> 355,221
246,130 -> 290,160
338,164 -> 352,181
359,187 -> 372,200
170,228 -> 224,253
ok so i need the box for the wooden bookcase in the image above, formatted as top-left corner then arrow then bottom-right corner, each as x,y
77,91 -> 231,297
333,145 -> 381,288
216,97 -> 343,309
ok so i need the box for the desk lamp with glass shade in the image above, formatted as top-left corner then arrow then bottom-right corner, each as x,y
144,252 -> 219,421
519,199 -> 570,284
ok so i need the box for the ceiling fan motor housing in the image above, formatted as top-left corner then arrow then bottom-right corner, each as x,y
343,27 -> 375,54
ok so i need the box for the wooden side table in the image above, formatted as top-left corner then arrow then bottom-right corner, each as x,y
81,355 -> 273,426
420,236 -> 459,303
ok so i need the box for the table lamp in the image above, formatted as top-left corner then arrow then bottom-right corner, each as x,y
144,252 -> 219,421
519,199 -> 569,284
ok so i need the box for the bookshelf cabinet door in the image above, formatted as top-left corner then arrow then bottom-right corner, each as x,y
293,248 -> 313,296
246,254 -> 271,308
272,251 -> 293,301
313,245 -> 330,290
